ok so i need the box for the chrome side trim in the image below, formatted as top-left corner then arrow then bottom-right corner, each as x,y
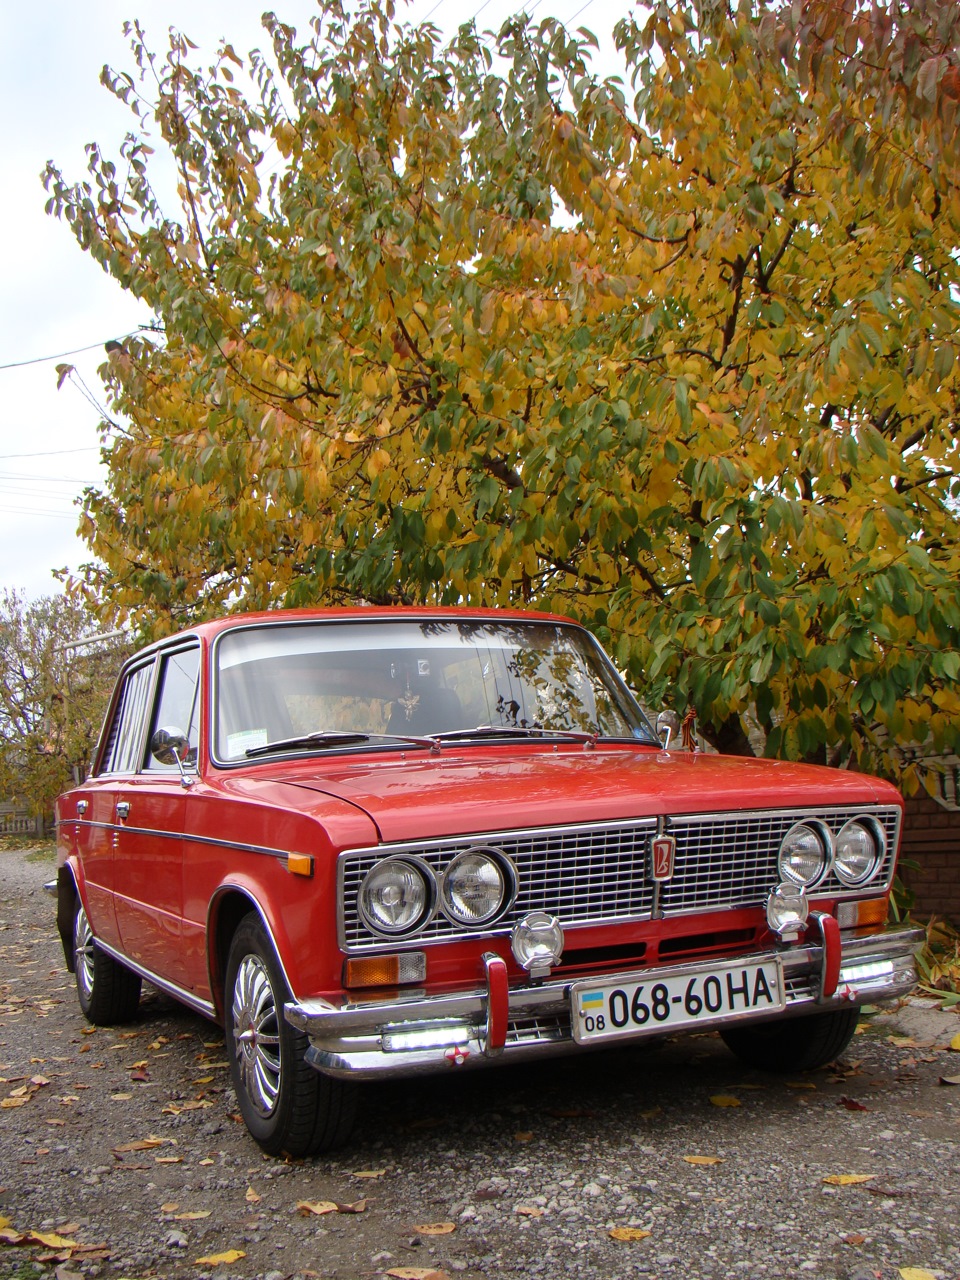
57,820 -> 289,861
94,936 -> 217,1021
286,925 -> 924,1080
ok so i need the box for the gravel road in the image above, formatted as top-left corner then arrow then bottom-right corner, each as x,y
1,844 -> 959,1280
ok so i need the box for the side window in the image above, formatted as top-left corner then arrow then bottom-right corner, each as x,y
99,662 -> 156,775
145,647 -> 201,772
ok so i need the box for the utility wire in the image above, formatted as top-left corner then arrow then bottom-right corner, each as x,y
0,328 -> 156,372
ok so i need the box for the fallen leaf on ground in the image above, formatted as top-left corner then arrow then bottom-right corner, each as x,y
112,1139 -> 166,1154
245,1187 -> 261,1203
513,1131 -> 534,1142
683,1156 -> 724,1166
822,1174 -> 876,1186
155,1156 -> 183,1164
899,1269 -> 938,1280
784,1081 -> 817,1090
194,1250 -> 246,1267
296,1200 -> 366,1216
174,1211 -> 211,1221
709,1095 -> 742,1108
514,1206 -> 543,1218
838,1097 -> 869,1111
939,1074 -> 960,1086
351,1169 -> 386,1179
949,1033 -> 960,1052
385,1269 -> 449,1280
160,1204 -> 179,1214
162,1100 -> 212,1115
414,1222 -> 456,1234
609,1227 -> 652,1242
842,1233 -> 866,1246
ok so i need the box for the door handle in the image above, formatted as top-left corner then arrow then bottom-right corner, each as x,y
116,801 -> 131,821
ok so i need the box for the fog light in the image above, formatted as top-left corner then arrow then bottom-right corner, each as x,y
381,1022 -> 471,1053
511,911 -> 564,978
766,881 -> 809,941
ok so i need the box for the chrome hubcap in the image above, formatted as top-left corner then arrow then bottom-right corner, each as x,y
74,905 -> 96,1001
231,954 -> 281,1119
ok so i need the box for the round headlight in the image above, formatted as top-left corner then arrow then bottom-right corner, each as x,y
358,858 -> 434,936
778,821 -> 829,887
834,818 -> 882,886
440,849 -> 511,926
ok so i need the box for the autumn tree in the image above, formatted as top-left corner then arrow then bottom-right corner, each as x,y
44,0 -> 960,787
0,592 -> 130,821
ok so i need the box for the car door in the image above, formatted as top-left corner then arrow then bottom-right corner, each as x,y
112,644 -> 201,989
76,658 -> 157,951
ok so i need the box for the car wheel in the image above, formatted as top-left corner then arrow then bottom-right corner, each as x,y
719,1007 -> 861,1073
73,900 -> 142,1025
225,913 -> 357,1157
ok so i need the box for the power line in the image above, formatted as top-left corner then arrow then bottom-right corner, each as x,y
0,330 -> 153,372
0,448 -> 100,461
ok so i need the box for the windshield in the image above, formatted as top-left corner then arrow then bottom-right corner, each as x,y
212,617 -> 657,762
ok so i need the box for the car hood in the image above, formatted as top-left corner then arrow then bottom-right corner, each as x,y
270,746 -> 899,844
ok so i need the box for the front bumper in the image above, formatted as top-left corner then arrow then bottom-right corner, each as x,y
285,925 -> 924,1080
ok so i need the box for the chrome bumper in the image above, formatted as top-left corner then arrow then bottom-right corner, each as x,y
285,925 -> 924,1080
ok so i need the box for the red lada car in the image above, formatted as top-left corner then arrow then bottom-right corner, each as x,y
53,608 -> 922,1155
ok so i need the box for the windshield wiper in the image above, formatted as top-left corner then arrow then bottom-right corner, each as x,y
429,726 -> 597,744
245,730 -> 438,758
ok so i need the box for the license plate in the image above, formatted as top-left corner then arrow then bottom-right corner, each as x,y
571,958 -> 785,1044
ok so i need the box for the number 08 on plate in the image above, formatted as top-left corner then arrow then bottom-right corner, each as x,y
570,957 -> 785,1044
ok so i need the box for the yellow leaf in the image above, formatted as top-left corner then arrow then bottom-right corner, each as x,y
385,1270 -> 450,1280
351,1169 -> 386,1179
296,1201 -> 338,1216
709,1095 -> 742,1108
683,1155 -> 724,1165
245,1187 -> 262,1203
899,1269 -> 938,1280
174,1211 -> 211,1221
822,1174 -> 876,1186
29,1232 -> 79,1248
194,1250 -> 246,1267
949,1032 -> 960,1052
414,1222 -> 456,1234
0,1217 -> 10,1230
160,1203 -> 179,1213
609,1227 -> 652,1241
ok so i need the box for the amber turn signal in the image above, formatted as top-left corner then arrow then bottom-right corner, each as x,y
836,895 -> 889,930
343,952 -> 426,988
286,853 -> 314,877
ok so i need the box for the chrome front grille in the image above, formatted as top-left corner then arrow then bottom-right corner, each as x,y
661,807 -> 900,914
338,805 -> 901,951
338,818 -> 657,951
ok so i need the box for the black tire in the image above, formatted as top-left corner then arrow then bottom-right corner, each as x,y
225,913 -> 357,1157
720,1007 -> 861,1073
73,900 -> 142,1025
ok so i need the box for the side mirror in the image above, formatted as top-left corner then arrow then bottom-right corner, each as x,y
150,726 -> 195,786
656,710 -> 681,750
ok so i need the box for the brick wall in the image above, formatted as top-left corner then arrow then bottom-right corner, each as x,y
899,794 -> 960,925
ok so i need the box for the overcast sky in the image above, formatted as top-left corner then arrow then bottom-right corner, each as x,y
0,0 -> 618,603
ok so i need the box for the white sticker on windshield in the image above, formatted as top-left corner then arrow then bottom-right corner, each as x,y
227,728 -> 269,757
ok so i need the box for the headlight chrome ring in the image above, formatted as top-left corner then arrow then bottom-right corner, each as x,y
358,856 -> 436,937
440,847 -> 516,927
834,817 -> 884,887
778,820 -> 832,889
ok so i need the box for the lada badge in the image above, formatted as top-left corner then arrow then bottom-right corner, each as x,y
651,835 -> 676,882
